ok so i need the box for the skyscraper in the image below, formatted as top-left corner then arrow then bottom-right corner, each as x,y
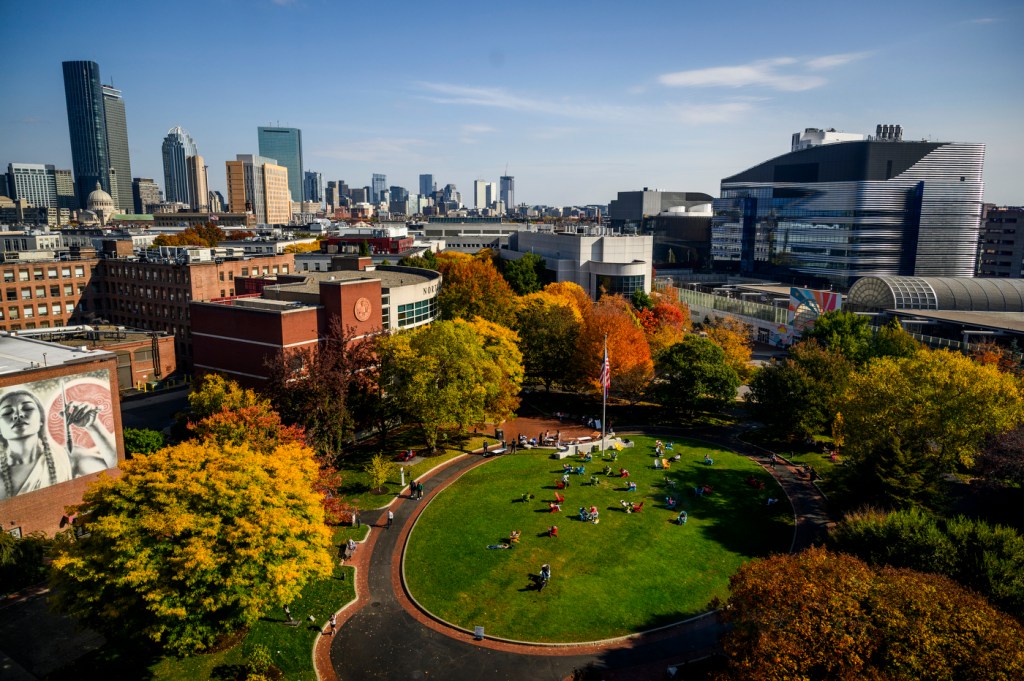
304,171 -> 323,204
419,174 -> 434,197
257,127 -> 303,203
102,84 -> 133,212
132,178 -> 162,214
500,175 -> 514,213
161,126 -> 197,206
6,164 -> 58,208
226,154 -> 291,224
371,174 -> 387,203
62,61 -> 109,209
55,169 -> 76,209
186,155 -> 209,212
474,180 -> 488,209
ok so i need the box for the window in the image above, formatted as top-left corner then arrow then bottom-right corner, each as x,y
33,269 -> 43,280
3,271 -> 13,283
47,268 -> 57,278
61,267 -> 71,277
5,289 -> 15,302
18,270 -> 29,282
396,298 -> 437,328
228,271 -> 233,280
23,306 -> 33,319
63,284 -> 73,296
241,267 -> 249,276
219,272 -> 225,281
65,302 -> 74,314
7,307 -> 19,320
20,288 -> 31,300
37,304 -> 48,316
74,266 -> 85,277
35,286 -> 45,298
50,285 -> 59,297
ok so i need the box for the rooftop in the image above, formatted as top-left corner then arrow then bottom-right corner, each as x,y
265,268 -> 438,295
0,334 -> 113,377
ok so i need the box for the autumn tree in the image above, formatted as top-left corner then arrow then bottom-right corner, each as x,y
188,373 -> 263,422
152,222 -> 226,248
515,293 -> 581,390
379,319 -> 522,452
263,318 -> 376,458
655,336 -> 740,415
464,316 -> 524,420
50,440 -> 332,654
971,339 -> 1023,376
870,317 -> 921,359
841,348 -> 1023,508
703,316 -> 754,381
364,453 -> 397,493
435,252 -> 517,326
720,547 -> 1024,680
829,507 -> 1024,620
543,281 -> 592,320
573,294 -> 653,401
501,252 -> 545,295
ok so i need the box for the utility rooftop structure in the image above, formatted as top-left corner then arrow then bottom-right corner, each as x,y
712,125 -> 985,289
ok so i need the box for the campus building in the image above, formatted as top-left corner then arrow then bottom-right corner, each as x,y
0,334 -> 125,536
190,265 -> 441,383
0,256 -> 100,333
712,125 -> 985,288
502,228 -> 653,299
977,207 -> 1024,278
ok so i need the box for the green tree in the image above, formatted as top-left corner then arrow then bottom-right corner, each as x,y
50,440 -> 332,655
870,317 -> 921,359
803,309 -> 874,363
721,547 -> 1024,680
630,289 -> 653,311
515,295 -> 581,390
842,348 -> 1023,508
380,319 -> 513,452
364,453 -> 397,493
501,252 -> 545,295
655,336 -> 740,415
397,249 -> 438,270
358,240 -> 371,256
122,427 -> 165,456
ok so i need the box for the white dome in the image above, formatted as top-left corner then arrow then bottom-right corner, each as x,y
87,182 -> 114,210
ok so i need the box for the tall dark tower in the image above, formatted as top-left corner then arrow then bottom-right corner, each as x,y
62,61 -> 110,209
102,84 -> 133,212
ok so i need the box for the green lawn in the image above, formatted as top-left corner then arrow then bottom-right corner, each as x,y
404,435 -> 791,642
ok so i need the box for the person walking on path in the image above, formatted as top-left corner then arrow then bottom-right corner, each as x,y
387,509 -> 394,529
324,613 -> 337,635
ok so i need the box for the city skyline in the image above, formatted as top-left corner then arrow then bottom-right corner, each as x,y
2,1 -> 1022,207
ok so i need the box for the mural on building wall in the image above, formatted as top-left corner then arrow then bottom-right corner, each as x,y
0,369 -> 117,500
770,287 -> 844,347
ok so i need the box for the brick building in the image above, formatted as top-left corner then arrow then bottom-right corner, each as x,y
0,335 -> 124,536
93,253 -> 295,367
0,256 -> 100,332
191,265 -> 441,383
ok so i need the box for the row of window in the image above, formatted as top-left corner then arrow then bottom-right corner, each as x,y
396,298 -> 436,328
1,265 -> 88,282
5,284 -> 80,300
1,302 -> 76,320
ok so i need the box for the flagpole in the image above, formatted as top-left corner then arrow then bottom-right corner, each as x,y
601,334 -> 608,457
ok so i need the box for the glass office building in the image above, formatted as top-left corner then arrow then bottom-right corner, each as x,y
257,127 -> 302,203
712,139 -> 985,288
102,85 -> 133,212
62,61 -> 109,209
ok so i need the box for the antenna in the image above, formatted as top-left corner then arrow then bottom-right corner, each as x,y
505,162 -> 509,176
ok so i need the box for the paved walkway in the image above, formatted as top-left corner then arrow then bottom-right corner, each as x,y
324,416 -> 833,681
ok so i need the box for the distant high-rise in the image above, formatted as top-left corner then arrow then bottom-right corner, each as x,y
226,154 -> 290,224
304,171 -> 323,204
257,127 -> 303,203
389,186 -> 409,203
349,187 -> 369,204
187,156 -> 209,212
209,190 -> 226,213
473,180 -> 487,209
132,177 -> 162,214
162,126 -> 198,206
371,174 -> 387,203
55,169 -> 76,209
102,84 -> 133,212
62,61 -> 109,209
6,163 -> 58,208
500,175 -> 514,213
419,174 -> 434,197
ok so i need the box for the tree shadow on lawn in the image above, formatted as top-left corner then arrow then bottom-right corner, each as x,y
667,465 -> 793,558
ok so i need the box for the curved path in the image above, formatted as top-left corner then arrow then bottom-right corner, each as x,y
324,420 -> 831,680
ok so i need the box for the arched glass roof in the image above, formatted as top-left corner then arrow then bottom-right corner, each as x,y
847,276 -> 1024,312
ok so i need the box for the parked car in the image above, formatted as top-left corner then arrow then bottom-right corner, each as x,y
394,449 -> 416,462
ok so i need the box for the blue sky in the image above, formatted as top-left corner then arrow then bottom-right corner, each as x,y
1,0 -> 1022,207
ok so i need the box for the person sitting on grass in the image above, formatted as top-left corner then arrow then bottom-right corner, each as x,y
704,454 -> 714,465
548,525 -> 559,538
654,458 -> 663,469
619,468 -> 630,478
509,529 -> 521,543
627,481 -> 637,492
549,502 -> 561,513
677,510 -> 688,525
603,465 -> 613,476
521,492 -> 535,503
666,496 -> 677,508
766,497 -> 778,506
620,499 -> 632,513
590,475 -> 600,486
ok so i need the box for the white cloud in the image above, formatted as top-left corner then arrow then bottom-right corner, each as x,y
415,82 -> 636,121
659,53 -> 869,92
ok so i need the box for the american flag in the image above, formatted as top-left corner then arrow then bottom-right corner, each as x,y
599,344 -> 610,394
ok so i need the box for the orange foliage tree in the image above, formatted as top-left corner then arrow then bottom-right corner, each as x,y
575,294 -> 653,401
704,316 -> 754,381
721,547 -> 1024,680
153,222 -> 225,248
435,252 -> 517,326
543,281 -> 593,320
971,340 -> 1023,377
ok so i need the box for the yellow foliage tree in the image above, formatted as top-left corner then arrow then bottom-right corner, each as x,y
704,316 -> 754,381
50,440 -> 332,654
543,281 -> 593,320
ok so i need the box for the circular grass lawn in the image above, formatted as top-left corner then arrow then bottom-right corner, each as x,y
403,435 -> 792,642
